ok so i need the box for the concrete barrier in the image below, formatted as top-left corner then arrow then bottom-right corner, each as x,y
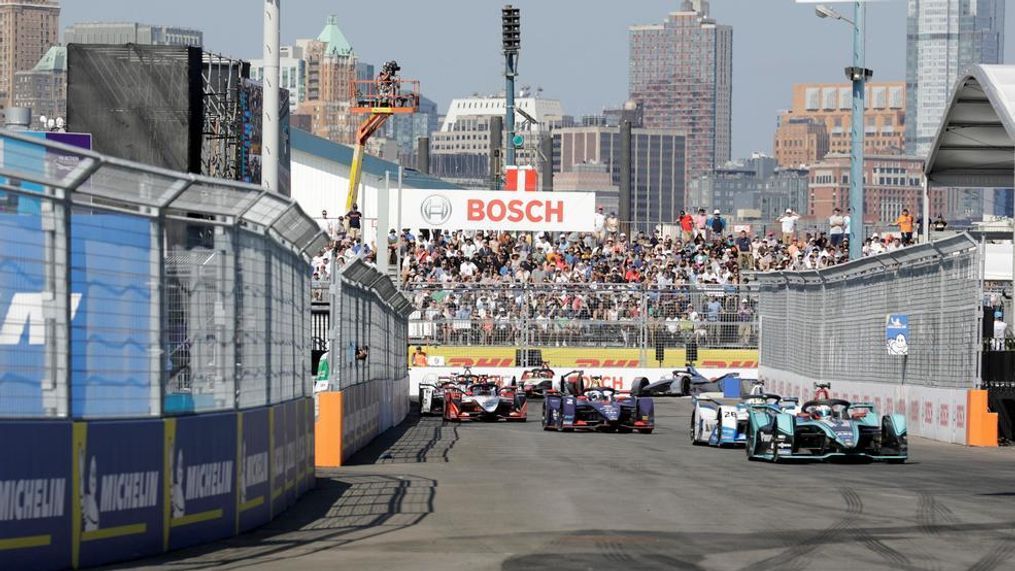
408,367 -> 758,396
0,398 -> 314,570
760,368 -> 995,445
314,377 -> 410,468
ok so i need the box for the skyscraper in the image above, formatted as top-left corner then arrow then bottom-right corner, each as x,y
0,0 -> 59,111
63,22 -> 203,47
629,0 -> 732,201
906,0 -> 1005,156
294,15 -> 359,145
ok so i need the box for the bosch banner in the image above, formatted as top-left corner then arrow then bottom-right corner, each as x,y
237,408 -> 271,533
0,421 -> 71,571
73,419 -> 163,569
164,413 -> 237,551
401,189 -> 596,232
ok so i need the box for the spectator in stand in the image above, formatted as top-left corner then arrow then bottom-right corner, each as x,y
777,208 -> 800,245
693,208 -> 708,240
594,206 -> 606,240
709,209 -> 727,239
933,215 -> 948,232
735,230 -> 752,270
346,203 -> 363,240
893,208 -> 915,245
828,208 -> 846,248
678,210 -> 694,243
605,211 -> 620,237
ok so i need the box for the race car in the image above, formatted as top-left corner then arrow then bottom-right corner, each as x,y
629,366 -> 743,397
518,363 -> 556,398
745,383 -> 907,463
542,378 -> 654,433
690,389 -> 800,447
418,375 -> 458,416
443,381 -> 527,422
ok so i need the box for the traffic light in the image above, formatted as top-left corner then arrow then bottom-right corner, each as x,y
502,5 -> 520,53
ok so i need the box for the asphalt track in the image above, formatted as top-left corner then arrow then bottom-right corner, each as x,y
107,398 -> 1015,571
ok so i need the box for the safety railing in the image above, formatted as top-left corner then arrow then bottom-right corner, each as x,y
0,129 -> 328,418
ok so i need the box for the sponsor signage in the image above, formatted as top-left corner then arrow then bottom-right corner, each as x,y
409,346 -> 759,369
237,408 -> 270,533
164,413 -> 237,551
0,421 -> 71,571
270,405 -> 287,516
401,189 -> 596,232
73,420 -> 163,569
886,313 -> 909,356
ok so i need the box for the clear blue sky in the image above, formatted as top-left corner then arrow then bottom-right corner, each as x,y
61,0 -> 1014,159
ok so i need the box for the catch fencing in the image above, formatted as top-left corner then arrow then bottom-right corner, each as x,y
403,284 -> 759,354
757,233 -> 981,390
0,130 -> 328,418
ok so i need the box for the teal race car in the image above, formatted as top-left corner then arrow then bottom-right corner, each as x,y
745,397 -> 907,463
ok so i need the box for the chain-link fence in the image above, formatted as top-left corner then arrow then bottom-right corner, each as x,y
325,259 -> 413,390
756,233 -> 981,389
0,130 -> 327,418
403,284 -> 759,351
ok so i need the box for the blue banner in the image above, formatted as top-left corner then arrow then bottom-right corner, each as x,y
0,214 -> 46,417
886,313 -> 909,356
164,413 -> 237,551
72,419 -> 163,568
270,405 -> 287,517
0,421 -> 72,571
70,212 -> 156,417
237,408 -> 270,533
285,399 -> 299,508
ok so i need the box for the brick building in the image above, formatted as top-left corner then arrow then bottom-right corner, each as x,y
0,0 -> 59,111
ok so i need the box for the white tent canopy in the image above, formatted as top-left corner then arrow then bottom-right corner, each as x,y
924,65 -> 1015,189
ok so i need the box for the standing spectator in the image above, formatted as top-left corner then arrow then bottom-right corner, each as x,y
828,208 -> 845,248
322,210 -> 338,240
735,230 -> 752,270
346,203 -> 363,240
678,210 -> 694,243
777,209 -> 800,245
387,229 -> 398,263
892,208 -> 915,245
737,299 -> 754,345
605,211 -> 620,237
933,215 -> 948,232
709,209 -> 726,239
411,346 -> 428,367
594,206 -> 606,240
693,208 -> 708,240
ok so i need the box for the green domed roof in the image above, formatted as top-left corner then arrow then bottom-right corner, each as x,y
33,46 -> 66,72
317,15 -> 354,57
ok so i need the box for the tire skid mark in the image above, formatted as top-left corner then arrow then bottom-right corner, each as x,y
918,492 -> 961,536
968,538 -> 1015,571
742,487 -> 911,571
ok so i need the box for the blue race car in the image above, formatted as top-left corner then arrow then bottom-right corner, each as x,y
543,376 -> 654,433
745,397 -> 907,463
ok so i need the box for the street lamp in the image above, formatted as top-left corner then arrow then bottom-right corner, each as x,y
815,2 -> 871,260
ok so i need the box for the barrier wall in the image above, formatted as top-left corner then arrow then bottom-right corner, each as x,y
0,398 -> 314,570
412,347 -> 759,369
315,377 -> 409,467
408,367 -> 757,396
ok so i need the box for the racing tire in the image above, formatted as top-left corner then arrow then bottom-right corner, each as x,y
690,411 -> 704,445
638,428 -> 653,434
631,377 -> 649,397
884,458 -> 906,464
681,376 -> 691,396
746,429 -> 758,461
618,427 -> 633,434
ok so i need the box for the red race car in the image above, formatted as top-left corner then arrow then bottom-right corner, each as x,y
444,381 -> 528,422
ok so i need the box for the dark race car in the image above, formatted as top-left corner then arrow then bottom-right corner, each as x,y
443,381 -> 528,422
542,377 -> 654,433
630,366 -> 741,397
518,363 -> 556,399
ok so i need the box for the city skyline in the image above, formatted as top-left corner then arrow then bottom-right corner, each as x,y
53,0 -> 1015,159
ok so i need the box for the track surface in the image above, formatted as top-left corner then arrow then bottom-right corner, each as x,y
108,399 -> 1015,570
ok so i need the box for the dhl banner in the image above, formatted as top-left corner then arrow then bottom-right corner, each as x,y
409,346 -> 759,369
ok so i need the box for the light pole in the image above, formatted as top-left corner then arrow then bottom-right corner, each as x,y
262,0 -> 280,193
502,5 -> 520,168
816,2 -> 871,260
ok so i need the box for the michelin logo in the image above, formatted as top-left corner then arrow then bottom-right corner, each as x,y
0,478 -> 66,522
170,447 -> 234,517
79,449 -> 159,532
0,292 -> 82,345
238,442 -> 268,504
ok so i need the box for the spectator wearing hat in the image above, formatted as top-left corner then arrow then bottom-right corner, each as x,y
777,208 -> 800,245
708,209 -> 726,240
678,210 -> 694,243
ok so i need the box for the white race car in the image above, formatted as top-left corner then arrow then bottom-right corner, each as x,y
418,375 -> 458,416
690,383 -> 799,447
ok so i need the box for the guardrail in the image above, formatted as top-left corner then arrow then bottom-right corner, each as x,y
0,129 -> 326,569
